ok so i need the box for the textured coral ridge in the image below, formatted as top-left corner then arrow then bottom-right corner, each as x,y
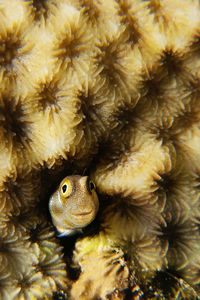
0,0 -> 200,299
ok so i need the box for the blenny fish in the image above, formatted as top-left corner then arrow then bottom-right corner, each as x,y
49,175 -> 99,236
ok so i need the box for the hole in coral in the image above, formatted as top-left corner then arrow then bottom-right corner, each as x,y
159,222 -> 181,248
56,28 -> 83,68
115,103 -> 139,129
88,103 -> 137,171
37,82 -> 60,112
105,196 -> 136,219
53,291 -> 68,300
151,125 -> 172,143
0,241 -> 7,253
89,140 -> 123,172
78,89 -> 102,125
100,62 -> 115,84
157,173 -> 176,194
39,163 -> 102,282
80,0 -> 100,21
66,259 -> 81,281
94,43 -> 122,85
0,95 -> 31,146
17,277 -> 30,289
127,22 -> 141,45
142,76 -> 164,101
4,179 -> 21,201
0,34 -> 21,69
78,91 -> 93,120
160,49 -> 185,78
151,270 -> 178,298
123,287 -> 138,300
29,223 -> 43,243
29,0 -> 49,20
77,89 -> 107,149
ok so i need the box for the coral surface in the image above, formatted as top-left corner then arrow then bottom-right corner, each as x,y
0,0 -> 200,299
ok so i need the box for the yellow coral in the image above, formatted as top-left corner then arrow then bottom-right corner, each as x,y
0,0 -> 200,299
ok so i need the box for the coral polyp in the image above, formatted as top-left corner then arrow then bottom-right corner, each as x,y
0,0 -> 200,299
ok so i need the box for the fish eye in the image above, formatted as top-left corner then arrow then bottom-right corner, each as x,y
62,184 -> 67,194
89,180 -> 95,192
60,178 -> 73,197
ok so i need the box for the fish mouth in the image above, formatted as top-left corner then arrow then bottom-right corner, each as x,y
73,210 -> 93,217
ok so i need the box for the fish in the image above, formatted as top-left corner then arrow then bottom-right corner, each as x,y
49,175 -> 99,236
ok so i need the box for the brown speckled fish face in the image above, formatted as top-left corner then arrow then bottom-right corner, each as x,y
49,175 -> 99,236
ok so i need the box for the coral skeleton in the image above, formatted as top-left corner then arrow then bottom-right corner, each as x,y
0,0 -> 200,299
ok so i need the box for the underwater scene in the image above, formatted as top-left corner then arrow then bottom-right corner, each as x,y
0,0 -> 200,299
